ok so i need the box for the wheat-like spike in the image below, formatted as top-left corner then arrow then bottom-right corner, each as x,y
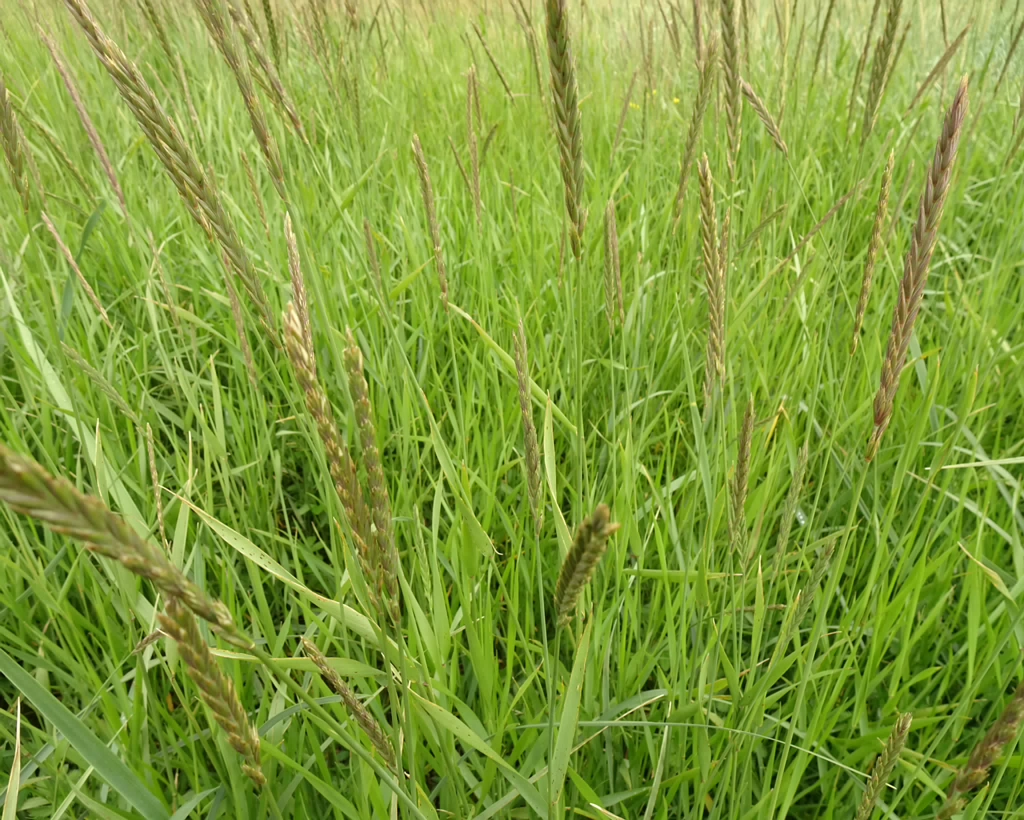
223,262 -> 257,387
860,0 -> 903,145
240,150 -> 270,239
554,504 -> 620,627
363,218 -> 385,305
472,22 -> 514,104
159,598 -> 264,787
720,0 -> 742,182
513,318 -> 543,537
411,134 -> 449,311
513,0 -> 546,103
603,200 -> 623,332
847,0 -> 882,130
938,680 -> 1024,819
282,304 -> 378,611
194,0 -> 285,198
674,37 -> 717,219
19,112 -> 89,195
138,0 -> 175,67
731,395 -> 754,556
300,639 -> 396,768
741,78 -> 787,156
467,66 -> 482,225
260,0 -> 280,66
905,23 -> 970,115
226,0 -> 306,142
0,70 -> 31,215
0,443 -> 247,645
41,213 -> 113,329
698,154 -> 724,407
810,0 -> 836,84
344,330 -> 400,622
878,22 -> 910,110
792,538 -> 836,628
771,440 -> 809,582
545,0 -> 586,260
691,0 -> 704,55
867,78 -> 968,461
62,0 -> 275,341
855,712 -> 912,820
851,150 -> 894,355
145,424 -> 170,553
40,29 -> 126,213
284,214 -> 313,365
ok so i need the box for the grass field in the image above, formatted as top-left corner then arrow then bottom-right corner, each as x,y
2,0 -> 1024,817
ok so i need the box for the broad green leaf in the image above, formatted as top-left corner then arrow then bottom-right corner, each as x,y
0,647 -> 169,820
411,692 -> 547,816
2,699 -> 20,820
179,496 -> 379,645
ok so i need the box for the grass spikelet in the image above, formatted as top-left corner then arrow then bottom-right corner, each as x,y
855,712 -> 912,820
285,214 -> 313,364
227,0 -> 307,142
867,77 -> 968,461
301,638 -> 396,768
138,0 -> 175,67
63,0 -> 275,340
0,443 -> 244,644
674,36 -> 717,218
905,23 -> 970,115
260,0 -> 280,66
545,0 -> 586,260
194,0 -> 285,198
603,199 -> 623,332
938,680 -> 1024,819
848,0 -> 882,129
158,598 -> 264,787
344,330 -> 400,621
741,78 -> 787,156
41,212 -> 113,329
467,65 -> 481,225
851,150 -> 893,355
240,150 -> 270,239
0,70 -> 31,214
513,318 -> 542,537
771,440 -> 809,582
720,0 -> 742,182
363,218 -> 385,304
223,263 -> 257,387
146,424 -> 169,553
411,134 -> 449,311
40,29 -> 126,212
731,395 -> 754,556
860,0 -> 903,145
512,0 -> 545,103
554,504 -> 620,627
282,304 -> 379,617
698,154 -> 725,406
810,0 -> 836,84
691,0 -> 703,56
472,22 -> 515,104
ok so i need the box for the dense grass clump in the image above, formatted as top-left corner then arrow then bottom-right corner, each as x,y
2,1 -> 1024,818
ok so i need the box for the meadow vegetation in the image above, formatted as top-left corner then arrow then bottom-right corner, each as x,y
2,0 -> 1024,817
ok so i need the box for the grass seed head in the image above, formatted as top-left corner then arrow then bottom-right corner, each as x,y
554,504 -> 620,627
159,598 -> 264,787
868,77 -> 967,461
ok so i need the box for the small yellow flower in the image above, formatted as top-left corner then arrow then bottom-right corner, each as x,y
652,89 -> 658,96
629,101 -> 640,110
673,97 -> 680,104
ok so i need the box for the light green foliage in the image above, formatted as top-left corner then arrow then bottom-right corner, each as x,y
1,1 -> 1024,817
